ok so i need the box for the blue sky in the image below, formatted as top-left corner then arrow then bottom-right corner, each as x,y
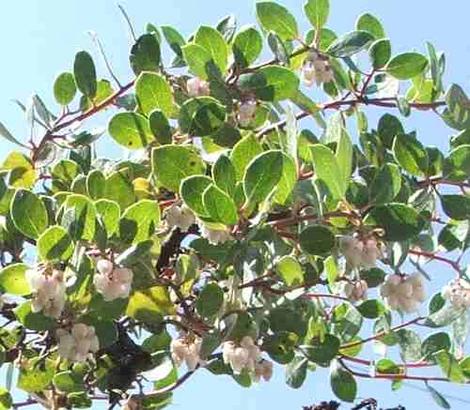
1,0 -> 470,408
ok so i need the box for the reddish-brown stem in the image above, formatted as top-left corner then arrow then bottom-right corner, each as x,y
269,210 -> 355,229
304,293 -> 350,302
340,316 -> 425,350
340,354 -> 433,369
409,249 -> 461,273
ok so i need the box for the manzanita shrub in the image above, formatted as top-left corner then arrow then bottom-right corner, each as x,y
0,0 -> 470,408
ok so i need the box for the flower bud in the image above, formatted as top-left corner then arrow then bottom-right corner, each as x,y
165,203 -> 196,232
57,324 -> 99,363
187,77 -> 210,97
200,225 -> 232,245
238,100 -> 257,127
94,259 -> 133,301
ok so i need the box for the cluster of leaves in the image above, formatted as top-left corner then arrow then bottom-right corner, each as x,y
0,0 -> 470,408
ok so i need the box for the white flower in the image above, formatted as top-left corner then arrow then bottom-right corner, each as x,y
340,236 -> 382,269
93,259 -> 133,301
238,100 -> 257,127
442,278 -> 470,308
254,359 -> 273,382
343,280 -> 368,302
165,203 -> 196,232
380,273 -> 426,313
25,267 -> 66,318
57,323 -> 99,363
222,336 -> 266,376
200,225 -> 232,245
187,77 -> 210,97
170,334 -> 204,371
302,52 -> 334,86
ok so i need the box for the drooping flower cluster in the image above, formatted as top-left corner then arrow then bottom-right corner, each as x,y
340,236 -> 383,269
26,266 -> 66,318
200,225 -> 233,245
170,334 -> 204,371
302,51 -> 334,86
342,279 -> 368,302
94,259 -> 133,301
165,203 -> 196,232
380,273 -> 426,313
237,100 -> 257,127
222,336 -> 273,381
186,77 -> 210,97
57,324 -> 100,363
442,278 -> 470,308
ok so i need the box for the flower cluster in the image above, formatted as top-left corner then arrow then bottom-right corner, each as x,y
170,334 -> 204,371
165,203 -> 196,232
442,278 -> 470,308
57,324 -> 99,363
26,266 -> 66,318
343,280 -> 368,302
94,259 -> 133,301
237,100 -> 257,127
340,236 -> 382,269
187,77 -> 210,97
222,336 -> 272,381
380,273 -> 426,313
200,225 -> 233,245
302,51 -> 334,86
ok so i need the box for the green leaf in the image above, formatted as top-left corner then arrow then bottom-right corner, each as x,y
444,144 -> 470,181
357,299 -> 386,319
302,334 -> 340,363
181,43 -> 213,79
126,286 -> 175,325
327,30 -> 374,57
356,13 -> 385,39
233,26 -> 263,68
120,200 -> 160,244
330,361 -> 357,402
180,175 -> 212,217
310,144 -> 345,199
285,356 -> 308,389
130,33 -> 161,75
369,38 -> 391,69
425,383 -> 451,409
397,329 -> 422,361
425,304 -> 466,328
108,112 -> 153,149
441,195 -> 470,220
360,268 -> 386,288
365,203 -> 425,241
421,333 -> 451,359
53,371 -> 84,393
393,134 -> 428,176
256,1 -> 298,41
238,66 -> 299,101
178,97 -> 227,136
213,155 -> 236,196
370,163 -> 401,204
10,189 -> 48,239
17,358 -> 54,392
304,0 -> 329,30
376,358 -> 400,375
195,26 -> 229,74
104,170 -> 136,211
299,225 -> 335,256
275,255 -> 303,286
0,388 -> 12,410
443,84 -> 470,130
434,350 -> 466,383
15,302 -> 55,331
196,283 -> 224,317
149,109 -> 172,145
152,145 -> 206,192
0,263 -> 30,296
203,184 -> 238,225
53,72 -> 77,106
161,25 -> 185,58
37,226 -> 74,261
135,72 -> 174,117
274,153 -> 297,205
86,169 -> 105,200
385,53 -> 428,80
243,150 -> 283,206
95,199 -> 121,236
335,131 -> 353,192
230,134 -> 263,180
73,51 -> 97,98
61,194 -> 97,241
